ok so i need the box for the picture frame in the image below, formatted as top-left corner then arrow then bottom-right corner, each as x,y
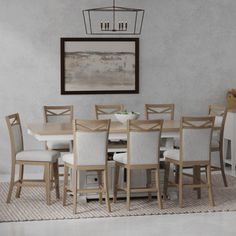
60,38 -> 139,94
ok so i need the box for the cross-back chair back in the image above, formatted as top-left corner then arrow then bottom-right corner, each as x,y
180,116 -> 215,163
95,104 -> 123,121
127,120 -> 163,165
73,119 -> 110,166
145,104 -> 175,120
208,104 -> 227,144
5,113 -> 24,159
44,105 -> 73,123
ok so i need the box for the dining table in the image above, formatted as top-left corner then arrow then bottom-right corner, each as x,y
27,120 -> 181,143
27,120 -> 220,199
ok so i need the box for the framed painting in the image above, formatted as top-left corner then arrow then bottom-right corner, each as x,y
61,38 -> 139,94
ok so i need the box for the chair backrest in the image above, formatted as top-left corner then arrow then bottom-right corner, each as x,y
5,113 -> 24,158
208,104 -> 226,126
145,104 -> 174,120
208,104 -> 227,145
127,120 -> 163,165
43,105 -> 73,123
180,116 -> 214,162
73,119 -> 110,166
95,104 -> 123,121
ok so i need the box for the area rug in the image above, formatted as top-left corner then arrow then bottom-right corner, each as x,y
0,174 -> 236,222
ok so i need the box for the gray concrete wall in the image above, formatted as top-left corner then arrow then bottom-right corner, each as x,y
0,0 -> 236,174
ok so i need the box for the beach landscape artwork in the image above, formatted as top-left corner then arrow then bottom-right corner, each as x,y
61,38 -> 139,94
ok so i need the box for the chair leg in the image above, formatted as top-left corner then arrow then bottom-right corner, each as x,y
45,163 -> 51,205
219,148 -> 228,187
50,164 -> 54,190
155,167 -> 163,209
63,165 -> 69,206
16,164 -> 24,198
207,164 -> 215,206
72,168 -> 78,214
146,169 -> 152,200
193,165 -> 201,199
97,170 -> 103,204
53,161 -> 60,199
103,169 -> 111,212
178,165 -> 183,208
126,168 -> 131,211
113,163 -> 120,203
163,161 -> 170,200
175,165 -> 179,184
7,164 -> 16,203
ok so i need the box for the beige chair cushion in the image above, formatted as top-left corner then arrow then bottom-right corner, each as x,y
129,131 -> 160,165
75,132 -> 107,166
16,150 -> 59,162
46,141 -> 70,150
62,153 -> 74,165
211,138 -> 220,149
163,149 -> 180,161
214,116 -> 223,127
113,153 -> 127,164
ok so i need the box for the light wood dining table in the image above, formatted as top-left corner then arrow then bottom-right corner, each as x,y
27,120 -> 181,142
27,120 -> 220,199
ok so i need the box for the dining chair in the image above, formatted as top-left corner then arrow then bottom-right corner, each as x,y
5,113 -> 60,205
208,104 -> 228,187
43,105 -> 73,176
113,119 -> 163,210
163,116 -> 215,208
62,119 -> 111,214
145,104 -> 176,151
95,104 -> 124,121
145,104 -> 175,121
95,104 -> 126,153
43,105 -> 73,151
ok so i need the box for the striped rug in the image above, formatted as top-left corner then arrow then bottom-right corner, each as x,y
0,174 -> 236,222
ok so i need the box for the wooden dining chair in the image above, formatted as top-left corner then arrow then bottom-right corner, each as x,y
62,119 -> 111,214
208,104 -> 228,187
113,120 -> 163,210
145,104 -> 176,151
95,104 -> 124,121
43,105 -> 73,151
163,116 -> 215,208
95,104 -> 126,153
145,104 -> 175,120
43,105 -> 73,176
5,113 -> 60,205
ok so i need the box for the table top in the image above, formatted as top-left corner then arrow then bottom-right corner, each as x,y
27,120 -> 181,136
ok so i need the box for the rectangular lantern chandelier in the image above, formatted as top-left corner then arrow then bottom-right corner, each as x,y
82,0 -> 145,35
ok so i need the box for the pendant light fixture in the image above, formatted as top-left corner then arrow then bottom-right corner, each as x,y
82,0 -> 145,35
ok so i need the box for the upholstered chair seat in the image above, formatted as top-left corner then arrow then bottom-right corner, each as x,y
16,150 -> 59,162
163,150 -> 180,161
46,141 -> 70,150
62,153 -> 74,165
113,153 -> 127,164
